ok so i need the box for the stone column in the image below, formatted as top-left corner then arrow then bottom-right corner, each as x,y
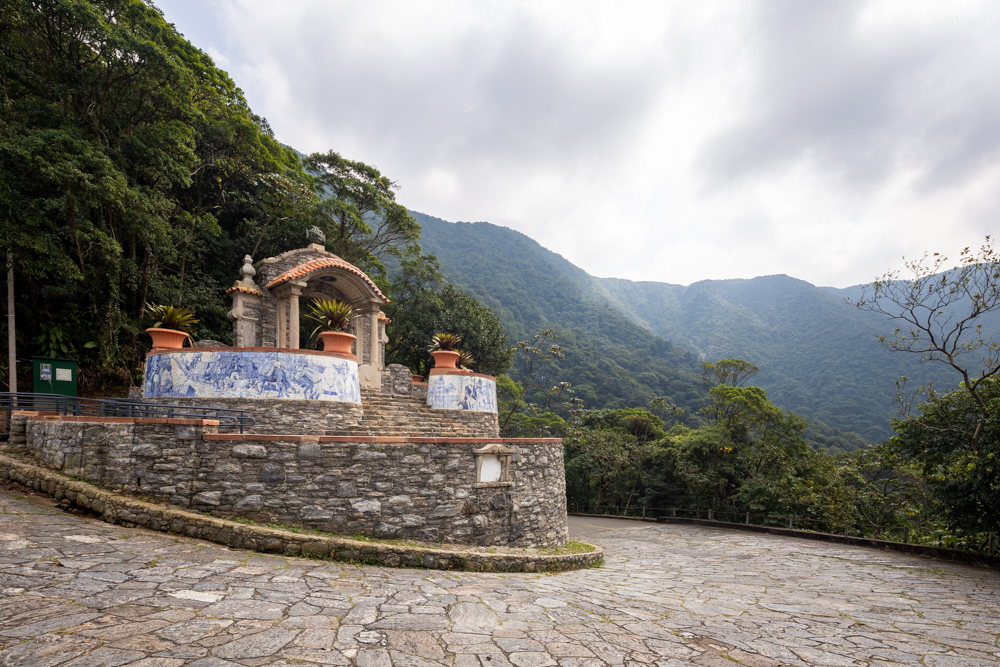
276,297 -> 286,348
369,310 -> 380,370
354,309 -> 365,361
288,293 -> 299,349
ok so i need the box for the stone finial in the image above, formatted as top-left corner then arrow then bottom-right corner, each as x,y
306,226 -> 326,246
240,255 -> 257,285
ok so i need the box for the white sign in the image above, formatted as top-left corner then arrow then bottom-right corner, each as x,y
56,368 -> 72,382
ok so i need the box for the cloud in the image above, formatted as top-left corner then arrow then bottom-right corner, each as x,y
156,0 -> 1000,287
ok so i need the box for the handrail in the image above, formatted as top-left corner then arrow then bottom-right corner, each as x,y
571,504 -> 998,556
0,392 -> 254,434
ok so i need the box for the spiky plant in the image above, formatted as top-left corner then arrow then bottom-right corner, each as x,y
146,303 -> 199,333
428,333 -> 462,351
456,349 -> 476,370
306,298 -> 357,337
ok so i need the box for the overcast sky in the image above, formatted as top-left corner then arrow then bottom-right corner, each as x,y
156,0 -> 999,288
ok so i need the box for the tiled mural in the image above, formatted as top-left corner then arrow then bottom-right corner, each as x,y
144,351 -> 360,403
427,374 -> 497,412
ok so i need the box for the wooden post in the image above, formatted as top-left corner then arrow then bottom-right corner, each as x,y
6,249 -> 14,393
745,512 -> 750,525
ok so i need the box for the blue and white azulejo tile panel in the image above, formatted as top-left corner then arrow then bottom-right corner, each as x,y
144,350 -> 360,403
427,374 -> 497,413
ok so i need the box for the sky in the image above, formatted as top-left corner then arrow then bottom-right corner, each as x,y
155,0 -> 1000,288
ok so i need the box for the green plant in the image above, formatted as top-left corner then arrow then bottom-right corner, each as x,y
429,333 -> 462,351
145,304 -> 199,333
306,298 -> 356,336
457,349 -> 475,369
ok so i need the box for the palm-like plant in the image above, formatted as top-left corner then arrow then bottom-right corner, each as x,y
146,303 -> 199,332
456,349 -> 475,370
306,298 -> 357,337
428,333 -> 462,351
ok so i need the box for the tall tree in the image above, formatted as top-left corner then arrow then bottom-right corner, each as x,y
853,237 -> 999,449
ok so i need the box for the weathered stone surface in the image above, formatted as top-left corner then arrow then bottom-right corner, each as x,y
0,494 -> 998,667
18,419 -> 567,547
232,444 -> 268,458
192,491 -> 222,506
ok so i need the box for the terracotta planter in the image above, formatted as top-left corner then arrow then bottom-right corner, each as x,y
319,331 -> 357,356
430,350 -> 460,369
411,374 -> 424,383
147,327 -> 189,350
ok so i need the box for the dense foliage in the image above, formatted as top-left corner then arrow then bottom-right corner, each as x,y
414,211 -> 1000,444
0,0 -> 510,391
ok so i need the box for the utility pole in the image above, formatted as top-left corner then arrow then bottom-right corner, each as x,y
6,249 -> 14,393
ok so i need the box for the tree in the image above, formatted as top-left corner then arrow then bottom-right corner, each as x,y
0,0 -> 300,389
702,358 -> 760,391
385,249 -> 513,377
853,237 -> 999,449
891,378 -> 1000,534
304,151 -> 421,276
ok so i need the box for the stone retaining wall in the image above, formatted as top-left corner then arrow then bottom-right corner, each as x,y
150,397 -> 364,434
0,454 -> 600,571
18,416 -> 568,547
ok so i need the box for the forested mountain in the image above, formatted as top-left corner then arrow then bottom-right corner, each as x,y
414,212 -> 987,444
410,212 -> 706,415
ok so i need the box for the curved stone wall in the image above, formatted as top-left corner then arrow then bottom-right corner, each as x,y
427,371 -> 497,412
144,348 -> 360,403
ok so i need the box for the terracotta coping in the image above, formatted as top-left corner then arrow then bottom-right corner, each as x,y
146,346 -> 356,363
427,369 -> 496,380
28,415 -> 220,426
202,434 -> 561,444
264,257 -> 389,303
225,282 -> 262,296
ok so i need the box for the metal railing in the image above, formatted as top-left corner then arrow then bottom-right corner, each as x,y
571,504 -> 998,556
1,392 -> 254,433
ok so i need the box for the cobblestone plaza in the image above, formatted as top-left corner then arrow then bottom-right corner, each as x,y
1,490 -> 997,667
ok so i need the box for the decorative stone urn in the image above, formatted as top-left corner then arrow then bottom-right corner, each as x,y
430,350 -> 460,369
319,331 -> 356,356
146,328 -> 189,350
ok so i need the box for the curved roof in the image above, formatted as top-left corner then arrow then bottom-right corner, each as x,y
265,257 -> 388,303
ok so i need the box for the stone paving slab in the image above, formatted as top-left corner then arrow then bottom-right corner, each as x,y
0,490 -> 998,666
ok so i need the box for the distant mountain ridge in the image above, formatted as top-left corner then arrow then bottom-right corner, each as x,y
411,210 -> 984,444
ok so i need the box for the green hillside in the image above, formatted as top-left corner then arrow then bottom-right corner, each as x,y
410,212 -> 706,414
415,212 -> 985,444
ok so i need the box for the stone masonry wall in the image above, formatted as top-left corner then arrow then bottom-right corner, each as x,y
149,397 -> 364,435
20,417 -> 568,547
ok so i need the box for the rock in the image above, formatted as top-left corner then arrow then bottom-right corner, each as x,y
258,462 -> 284,484
350,498 -> 381,514
233,495 -> 263,512
192,491 -> 222,506
232,444 -> 268,458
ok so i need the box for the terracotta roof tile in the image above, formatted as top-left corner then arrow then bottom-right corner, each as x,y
265,258 -> 388,303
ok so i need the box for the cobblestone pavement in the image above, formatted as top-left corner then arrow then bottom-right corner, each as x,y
1,491 -> 998,667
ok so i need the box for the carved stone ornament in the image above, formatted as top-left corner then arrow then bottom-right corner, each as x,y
306,226 -> 326,246
240,255 -> 257,285
474,444 -> 514,485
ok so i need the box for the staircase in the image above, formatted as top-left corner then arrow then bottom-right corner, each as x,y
348,390 -> 483,437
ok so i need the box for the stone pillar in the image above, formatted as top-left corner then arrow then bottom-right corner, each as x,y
369,310 -> 379,369
289,293 -> 300,349
354,309 -> 365,361
276,298 -> 286,348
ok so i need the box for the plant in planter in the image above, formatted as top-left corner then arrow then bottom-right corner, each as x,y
146,304 -> 198,350
428,333 -> 462,369
456,349 -> 476,372
307,299 -> 358,355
